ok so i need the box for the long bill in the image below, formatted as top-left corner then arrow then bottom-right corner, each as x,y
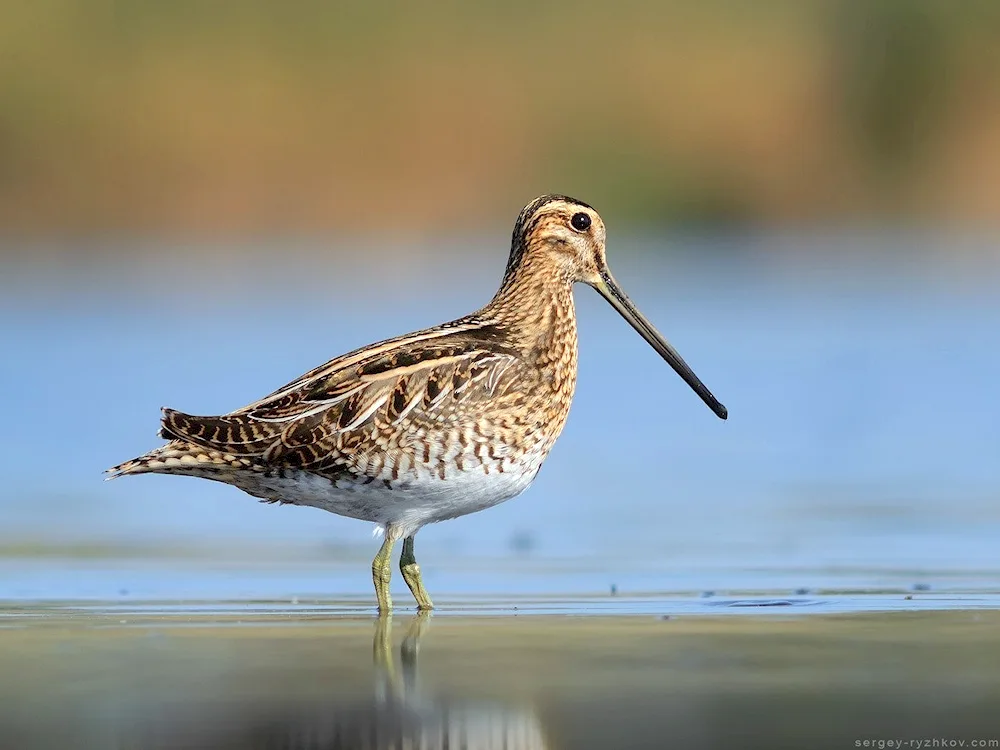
593,270 -> 728,420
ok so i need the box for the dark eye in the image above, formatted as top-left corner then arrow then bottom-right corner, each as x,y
570,212 -> 591,232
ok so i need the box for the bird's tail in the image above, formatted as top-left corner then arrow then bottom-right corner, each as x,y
105,440 -> 255,481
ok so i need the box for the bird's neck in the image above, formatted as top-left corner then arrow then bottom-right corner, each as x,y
483,259 -> 578,388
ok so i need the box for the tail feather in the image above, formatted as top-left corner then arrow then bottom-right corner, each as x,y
105,440 -> 257,480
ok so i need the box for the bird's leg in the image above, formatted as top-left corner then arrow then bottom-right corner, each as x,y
372,534 -> 396,613
399,535 -> 434,610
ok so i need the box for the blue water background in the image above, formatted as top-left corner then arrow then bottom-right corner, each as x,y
1,231 -> 998,598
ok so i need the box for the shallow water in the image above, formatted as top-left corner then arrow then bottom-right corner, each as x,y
2,606 -> 999,749
3,237 -> 1000,592
2,235 -> 1000,746
3,555 -> 1000,609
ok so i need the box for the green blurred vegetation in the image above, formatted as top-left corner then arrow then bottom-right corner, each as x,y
1,0 -> 998,235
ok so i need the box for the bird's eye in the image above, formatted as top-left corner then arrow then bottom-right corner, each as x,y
570,212 -> 591,232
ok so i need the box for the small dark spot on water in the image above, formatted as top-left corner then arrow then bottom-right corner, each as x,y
795,587 -> 810,595
508,530 -> 535,555
609,584 -> 618,596
905,595 -> 913,600
913,583 -> 931,591
708,599 -> 818,608
701,590 -> 715,598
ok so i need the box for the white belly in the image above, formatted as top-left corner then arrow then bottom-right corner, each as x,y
223,463 -> 541,539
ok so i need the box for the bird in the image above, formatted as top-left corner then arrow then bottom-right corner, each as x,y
107,195 -> 727,613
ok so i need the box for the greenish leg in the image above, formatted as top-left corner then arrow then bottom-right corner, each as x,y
399,535 -> 434,610
372,534 -> 396,613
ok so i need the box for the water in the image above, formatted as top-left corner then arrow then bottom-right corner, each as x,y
3,234 -> 998,590
2,609 -> 999,748
2,233 -> 999,745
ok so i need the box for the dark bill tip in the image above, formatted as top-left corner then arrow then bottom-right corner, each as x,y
595,271 -> 728,420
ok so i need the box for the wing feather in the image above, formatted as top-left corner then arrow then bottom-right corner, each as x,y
157,323 -> 527,477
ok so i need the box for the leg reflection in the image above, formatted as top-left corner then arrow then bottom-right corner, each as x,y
373,610 -> 432,702
367,611 -> 549,749
124,611 -> 549,748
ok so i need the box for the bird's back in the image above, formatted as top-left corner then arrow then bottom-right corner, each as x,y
108,308 -> 577,530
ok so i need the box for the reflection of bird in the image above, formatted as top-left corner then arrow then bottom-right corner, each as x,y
124,614 -> 553,750
368,613 -> 552,750
108,195 -> 727,612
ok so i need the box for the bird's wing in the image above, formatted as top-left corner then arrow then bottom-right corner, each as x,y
158,321 -> 527,473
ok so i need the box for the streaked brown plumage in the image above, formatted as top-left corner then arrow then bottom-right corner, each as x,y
108,194 -> 727,612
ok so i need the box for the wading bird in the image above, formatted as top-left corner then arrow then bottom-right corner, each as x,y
108,195 -> 727,612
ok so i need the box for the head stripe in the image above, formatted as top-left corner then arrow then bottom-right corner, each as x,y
502,195 -> 594,283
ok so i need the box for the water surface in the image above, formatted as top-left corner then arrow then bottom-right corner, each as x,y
3,237 -> 998,597
2,234 -> 999,747
2,608 -> 998,749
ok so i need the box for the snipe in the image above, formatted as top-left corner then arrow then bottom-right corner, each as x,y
108,195 -> 727,612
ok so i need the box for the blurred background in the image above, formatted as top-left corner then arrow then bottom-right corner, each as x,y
2,0 -> 999,600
